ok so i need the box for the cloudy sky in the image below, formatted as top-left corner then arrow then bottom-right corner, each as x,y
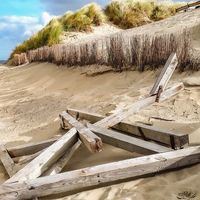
0,0 -> 109,60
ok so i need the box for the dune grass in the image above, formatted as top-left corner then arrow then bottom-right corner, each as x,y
61,3 -> 105,32
10,19 -> 63,58
10,1 -> 182,59
105,0 -> 181,29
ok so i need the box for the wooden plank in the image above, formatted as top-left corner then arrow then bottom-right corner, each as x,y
7,138 -> 57,158
1,146 -> 200,199
87,124 -> 172,154
67,108 -> 189,148
5,129 -> 78,184
4,83 -> 183,184
150,53 -> 178,95
13,149 -> 45,165
44,141 -> 81,176
176,1 -> 200,12
95,83 -> 184,128
0,145 -> 17,177
60,111 -> 102,153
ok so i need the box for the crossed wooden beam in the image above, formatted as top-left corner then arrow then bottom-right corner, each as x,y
0,53 -> 200,199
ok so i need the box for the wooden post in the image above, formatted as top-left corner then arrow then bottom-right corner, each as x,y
0,145 -> 17,177
176,1 -> 200,12
150,53 -> 178,95
95,83 -> 184,128
60,111 -> 102,153
5,129 -> 78,184
1,146 -> 200,199
67,108 -> 189,149
44,141 -> 81,176
4,82 -> 183,184
7,138 -> 57,158
87,123 -> 172,154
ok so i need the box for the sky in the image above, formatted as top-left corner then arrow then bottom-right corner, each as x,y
0,0 -> 109,60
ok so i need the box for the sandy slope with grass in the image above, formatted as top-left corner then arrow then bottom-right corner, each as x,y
1,63 -> 200,199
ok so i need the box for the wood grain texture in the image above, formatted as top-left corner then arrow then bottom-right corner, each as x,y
95,83 -> 184,128
67,107 -> 188,148
0,145 -> 17,177
87,123 -> 172,154
44,141 -> 81,176
7,138 -> 57,158
1,146 -> 200,199
60,111 -> 102,153
5,129 -> 78,184
150,53 -> 178,95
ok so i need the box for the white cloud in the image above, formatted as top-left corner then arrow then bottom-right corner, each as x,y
40,12 -> 56,25
0,16 -> 38,24
0,12 -> 56,60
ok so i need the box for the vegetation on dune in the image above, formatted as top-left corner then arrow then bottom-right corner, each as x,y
10,1 -> 182,59
61,3 -> 105,32
105,0 -> 181,29
10,19 -> 63,59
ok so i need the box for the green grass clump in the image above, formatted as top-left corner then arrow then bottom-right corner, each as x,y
105,0 -> 181,29
61,3 -> 105,32
151,3 -> 180,21
10,19 -> 63,58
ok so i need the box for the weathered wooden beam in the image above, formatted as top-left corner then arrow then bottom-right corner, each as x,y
176,1 -> 200,12
60,111 -> 102,153
87,124 -> 172,154
67,108 -> 189,148
150,53 -> 178,95
4,82 -> 183,184
5,129 -> 78,184
13,150 -> 45,165
0,145 -> 17,177
7,138 -> 57,158
95,83 -> 184,128
44,141 -> 81,176
1,146 -> 200,199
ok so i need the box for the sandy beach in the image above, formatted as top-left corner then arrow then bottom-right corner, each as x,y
0,63 -> 200,199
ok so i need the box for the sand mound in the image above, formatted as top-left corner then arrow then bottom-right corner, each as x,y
1,63 -> 200,199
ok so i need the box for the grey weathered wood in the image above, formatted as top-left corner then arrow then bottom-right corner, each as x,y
87,124 -> 172,154
67,108 -> 189,148
5,128 -> 78,184
0,145 -> 17,177
13,149 -> 45,165
95,83 -> 184,128
176,1 -> 200,12
44,141 -> 81,176
4,83 -> 183,184
1,146 -> 200,199
150,53 -> 178,95
60,111 -> 102,153
7,138 -> 57,158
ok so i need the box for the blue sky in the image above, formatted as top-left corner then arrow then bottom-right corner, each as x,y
0,0 -> 109,60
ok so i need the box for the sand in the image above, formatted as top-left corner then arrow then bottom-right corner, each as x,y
1,63 -> 200,199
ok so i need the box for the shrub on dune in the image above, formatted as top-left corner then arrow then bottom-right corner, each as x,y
61,3 -> 105,32
105,0 -> 180,29
10,19 -> 62,57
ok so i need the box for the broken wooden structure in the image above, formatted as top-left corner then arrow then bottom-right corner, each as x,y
176,0 -> 200,12
0,53 -> 199,199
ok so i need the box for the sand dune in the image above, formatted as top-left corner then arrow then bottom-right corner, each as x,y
1,63 -> 200,199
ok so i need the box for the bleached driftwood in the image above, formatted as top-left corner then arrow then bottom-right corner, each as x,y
60,111 -> 102,153
67,108 -> 189,149
1,146 -> 200,199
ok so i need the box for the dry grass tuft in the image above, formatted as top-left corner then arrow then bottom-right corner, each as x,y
61,3 -> 105,32
10,19 -> 63,59
105,0 -> 181,29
